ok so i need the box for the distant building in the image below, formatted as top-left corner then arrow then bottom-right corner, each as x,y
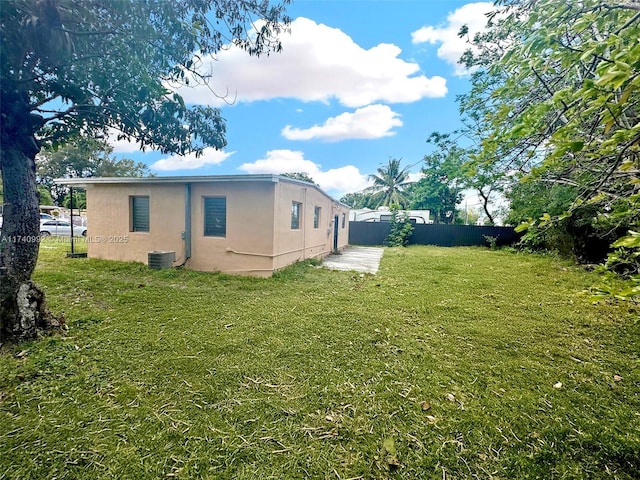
349,208 -> 431,224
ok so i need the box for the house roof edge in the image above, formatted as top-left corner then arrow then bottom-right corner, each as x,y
53,174 -> 349,206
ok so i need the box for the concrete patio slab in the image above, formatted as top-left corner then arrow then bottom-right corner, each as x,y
322,246 -> 384,274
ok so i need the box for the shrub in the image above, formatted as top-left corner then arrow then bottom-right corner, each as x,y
384,206 -> 413,247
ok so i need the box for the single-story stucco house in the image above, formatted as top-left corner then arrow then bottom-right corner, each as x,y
55,175 -> 350,276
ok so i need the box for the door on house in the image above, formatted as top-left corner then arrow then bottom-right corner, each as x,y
333,215 -> 339,252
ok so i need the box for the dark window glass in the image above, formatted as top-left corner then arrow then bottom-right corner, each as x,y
291,202 -> 301,230
314,206 -> 321,229
204,197 -> 226,237
131,196 -> 149,232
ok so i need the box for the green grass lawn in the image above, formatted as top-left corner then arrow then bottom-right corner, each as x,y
1,241 -> 639,479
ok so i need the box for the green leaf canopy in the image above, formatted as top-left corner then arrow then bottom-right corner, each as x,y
366,158 -> 413,208
1,0 -> 291,154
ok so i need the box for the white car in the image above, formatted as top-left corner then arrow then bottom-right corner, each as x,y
40,220 -> 87,237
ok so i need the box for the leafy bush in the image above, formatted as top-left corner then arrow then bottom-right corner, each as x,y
587,231 -> 640,303
384,206 -> 413,247
483,235 -> 498,250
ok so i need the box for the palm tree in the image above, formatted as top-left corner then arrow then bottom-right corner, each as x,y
366,158 -> 413,208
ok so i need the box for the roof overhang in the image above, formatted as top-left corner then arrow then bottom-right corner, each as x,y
53,174 -> 349,206
52,174 -> 290,187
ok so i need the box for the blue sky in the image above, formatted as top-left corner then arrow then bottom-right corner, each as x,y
109,0 -> 496,201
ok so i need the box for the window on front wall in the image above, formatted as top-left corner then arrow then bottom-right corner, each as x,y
314,206 -> 321,229
130,196 -> 149,232
291,201 -> 302,230
204,196 -> 226,237
342,213 -> 346,228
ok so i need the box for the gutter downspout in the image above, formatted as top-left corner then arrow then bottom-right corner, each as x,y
174,182 -> 192,267
302,187 -> 307,260
184,183 -> 192,261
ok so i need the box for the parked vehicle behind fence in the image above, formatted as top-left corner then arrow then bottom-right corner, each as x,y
40,220 -> 87,237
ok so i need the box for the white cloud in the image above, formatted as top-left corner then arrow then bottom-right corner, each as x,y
107,128 -> 143,153
282,105 -> 402,142
150,148 -> 234,171
411,2 -> 495,76
407,171 -> 424,184
239,149 -> 369,196
314,165 -> 371,197
240,149 -> 317,175
175,17 -> 447,108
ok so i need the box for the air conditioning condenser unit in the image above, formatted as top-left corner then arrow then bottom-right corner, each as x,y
148,251 -> 176,269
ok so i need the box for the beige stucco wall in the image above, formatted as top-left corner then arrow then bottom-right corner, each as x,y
189,181 -> 276,275
85,183 -> 185,263
83,177 -> 349,276
272,181 -> 349,271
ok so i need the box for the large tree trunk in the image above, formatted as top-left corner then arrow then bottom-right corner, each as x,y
0,89 -> 62,343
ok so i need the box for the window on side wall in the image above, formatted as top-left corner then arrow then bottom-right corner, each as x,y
204,197 -> 226,237
291,201 -> 302,230
313,206 -> 321,229
130,196 -> 149,232
342,213 -> 346,228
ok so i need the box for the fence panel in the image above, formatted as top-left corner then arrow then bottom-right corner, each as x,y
348,222 -> 520,247
348,222 -> 391,246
